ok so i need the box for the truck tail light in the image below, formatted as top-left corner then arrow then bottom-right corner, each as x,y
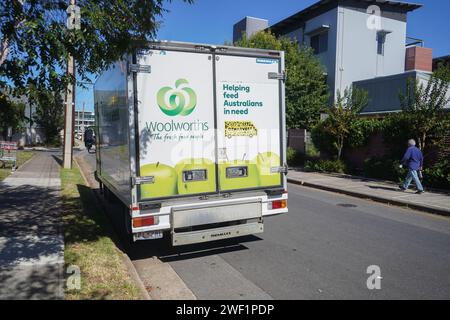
132,216 -> 159,228
270,199 -> 287,210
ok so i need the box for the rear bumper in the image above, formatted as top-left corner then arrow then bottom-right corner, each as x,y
170,199 -> 263,246
131,192 -> 287,244
172,221 -> 264,246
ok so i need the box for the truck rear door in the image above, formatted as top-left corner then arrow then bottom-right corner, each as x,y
135,48 -> 284,201
135,50 -> 217,199
215,54 -> 283,192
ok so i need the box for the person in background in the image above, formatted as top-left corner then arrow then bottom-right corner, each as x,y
399,139 -> 424,194
84,128 -> 95,153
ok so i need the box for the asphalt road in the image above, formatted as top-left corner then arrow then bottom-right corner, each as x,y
83,151 -> 450,300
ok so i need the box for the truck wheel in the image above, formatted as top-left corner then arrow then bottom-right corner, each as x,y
121,205 -> 133,244
103,186 -> 110,201
104,186 -> 118,203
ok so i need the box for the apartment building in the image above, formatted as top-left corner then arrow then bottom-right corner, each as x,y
75,110 -> 95,139
233,0 -> 449,115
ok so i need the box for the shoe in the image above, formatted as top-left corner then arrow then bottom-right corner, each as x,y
416,190 -> 425,195
399,185 -> 406,191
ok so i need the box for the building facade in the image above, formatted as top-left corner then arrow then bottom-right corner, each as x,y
233,16 -> 269,43
74,110 -> 95,139
232,0 -> 450,114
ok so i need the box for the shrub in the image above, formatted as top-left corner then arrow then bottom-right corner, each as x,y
423,160 -> 450,190
287,147 -> 303,167
310,121 -> 336,157
305,139 -> 320,158
363,156 -> 405,181
305,159 -> 347,174
382,113 -> 416,159
363,157 -> 450,190
311,118 -> 383,160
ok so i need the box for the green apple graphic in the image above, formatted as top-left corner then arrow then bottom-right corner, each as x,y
140,162 -> 178,198
254,152 -> 281,187
175,158 -> 216,195
219,160 -> 259,191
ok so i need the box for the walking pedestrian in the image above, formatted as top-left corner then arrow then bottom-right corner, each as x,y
399,139 -> 424,194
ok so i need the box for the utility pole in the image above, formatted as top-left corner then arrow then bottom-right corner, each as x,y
29,100 -> 33,145
81,101 -> 85,142
63,0 -> 80,169
63,51 -> 75,168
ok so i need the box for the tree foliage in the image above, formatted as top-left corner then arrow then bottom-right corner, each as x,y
233,31 -> 329,130
318,87 -> 369,160
398,65 -> 450,152
30,83 -> 65,145
0,0 -> 193,88
0,91 -> 25,140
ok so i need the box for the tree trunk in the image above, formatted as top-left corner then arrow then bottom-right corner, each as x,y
0,38 -> 10,66
419,133 -> 427,152
337,136 -> 344,160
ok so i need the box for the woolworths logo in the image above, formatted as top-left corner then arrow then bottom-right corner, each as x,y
157,79 -> 197,116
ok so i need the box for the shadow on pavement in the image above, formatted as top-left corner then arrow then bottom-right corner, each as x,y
0,183 -> 64,300
0,184 -> 62,261
367,185 -> 402,192
92,188 -> 263,263
51,155 -> 63,167
128,235 -> 262,263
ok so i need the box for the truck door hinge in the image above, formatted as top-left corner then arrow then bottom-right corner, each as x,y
131,176 -> 155,186
129,64 -> 151,73
268,71 -> 286,81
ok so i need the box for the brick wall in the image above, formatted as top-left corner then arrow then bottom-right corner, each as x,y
439,131 -> 450,161
344,131 -> 388,170
344,130 -> 449,170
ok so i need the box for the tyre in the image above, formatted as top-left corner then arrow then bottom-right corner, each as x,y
121,204 -> 133,244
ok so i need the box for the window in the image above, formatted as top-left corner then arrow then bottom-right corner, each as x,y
310,32 -> 328,55
377,32 -> 386,56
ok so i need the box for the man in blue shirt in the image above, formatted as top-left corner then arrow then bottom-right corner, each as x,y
399,139 -> 424,194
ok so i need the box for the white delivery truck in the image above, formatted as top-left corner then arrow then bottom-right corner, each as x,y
94,41 -> 288,245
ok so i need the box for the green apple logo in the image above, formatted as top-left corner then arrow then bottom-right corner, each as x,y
254,152 -> 281,187
175,158 -> 216,195
140,162 -> 178,198
157,79 -> 197,116
219,160 -> 260,191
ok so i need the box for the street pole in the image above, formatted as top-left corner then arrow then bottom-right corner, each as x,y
63,53 -> 75,169
81,101 -> 85,142
29,100 -> 32,145
63,0 -> 80,169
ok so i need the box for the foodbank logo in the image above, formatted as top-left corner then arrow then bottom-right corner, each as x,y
157,79 -> 197,116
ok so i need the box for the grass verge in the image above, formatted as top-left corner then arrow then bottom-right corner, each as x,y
61,162 -> 141,300
0,151 -> 35,181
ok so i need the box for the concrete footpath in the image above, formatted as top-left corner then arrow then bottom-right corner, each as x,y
0,152 -> 64,299
288,170 -> 450,216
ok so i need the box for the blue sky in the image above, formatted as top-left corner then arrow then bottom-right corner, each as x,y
76,0 -> 450,111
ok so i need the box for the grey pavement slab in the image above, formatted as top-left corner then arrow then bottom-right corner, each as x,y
0,152 -> 64,300
288,170 -> 450,216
